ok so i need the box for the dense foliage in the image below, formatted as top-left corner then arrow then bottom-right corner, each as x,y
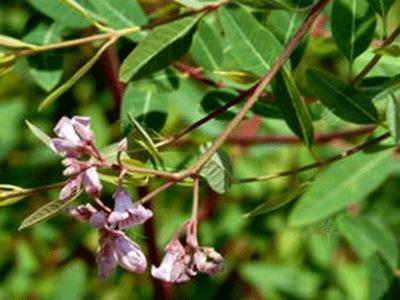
0,0 -> 400,299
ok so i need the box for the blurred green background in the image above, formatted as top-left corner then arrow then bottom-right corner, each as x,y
1,1 -> 400,299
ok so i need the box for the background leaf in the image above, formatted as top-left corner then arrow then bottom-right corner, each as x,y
387,94 -> 400,143
331,0 -> 376,62
23,22 -> 64,91
367,0 -> 395,17
289,150 -> 394,226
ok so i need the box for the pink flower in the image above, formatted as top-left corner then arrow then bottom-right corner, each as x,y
66,203 -> 97,222
151,238 -> 194,283
108,187 -> 153,229
98,230 -> 147,279
193,247 -> 223,274
50,116 -> 94,157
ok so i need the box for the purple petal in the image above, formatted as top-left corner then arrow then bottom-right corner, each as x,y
54,117 -> 81,143
98,231 -> 118,279
59,176 -> 82,200
82,167 -> 102,197
89,211 -> 108,229
108,187 -> 153,229
194,247 -> 223,274
66,203 -> 97,222
114,234 -> 147,273
72,116 -> 90,127
51,138 -> 83,157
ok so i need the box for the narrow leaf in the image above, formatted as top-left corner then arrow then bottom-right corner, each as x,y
331,0 -> 376,62
200,144 -> 233,194
38,38 -> 115,111
25,120 -> 52,146
306,69 -> 379,124
19,192 -> 81,230
191,21 -> 223,71
244,181 -> 310,218
28,0 -> 90,28
219,4 -> 283,76
0,34 -> 38,49
120,15 -> 202,82
289,150 -> 394,227
273,69 -> 314,147
387,94 -> 400,143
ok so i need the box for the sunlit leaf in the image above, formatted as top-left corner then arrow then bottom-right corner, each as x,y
25,120 -> 52,147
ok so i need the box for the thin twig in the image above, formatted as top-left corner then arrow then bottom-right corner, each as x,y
1,181 -> 66,199
235,132 -> 390,184
140,181 -> 177,204
177,0 -> 331,178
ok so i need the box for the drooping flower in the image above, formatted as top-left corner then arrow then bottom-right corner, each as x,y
50,116 -> 94,158
152,220 -> 224,283
98,230 -> 147,279
151,238 -> 194,283
66,203 -> 97,222
108,187 -> 153,229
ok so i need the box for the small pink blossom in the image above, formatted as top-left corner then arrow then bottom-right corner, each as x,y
50,116 -> 94,158
66,203 -> 97,222
108,187 -> 153,229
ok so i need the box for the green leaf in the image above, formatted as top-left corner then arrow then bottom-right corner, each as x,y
214,70 -> 259,84
0,100 -> 26,160
337,215 -> 398,269
28,0 -> 90,28
120,15 -> 202,82
367,255 -> 393,300
191,21 -> 223,71
239,263 -> 321,299
0,34 -> 38,49
272,69 -> 314,147
38,38 -> 115,111
387,94 -> 400,143
218,4 -> 283,76
0,185 -> 28,207
19,192 -> 81,230
289,150 -> 394,227
306,69 -> 379,124
88,0 -> 148,42
49,261 -> 87,300
367,0 -> 395,17
244,181 -> 310,218
121,84 -> 169,134
127,114 -> 163,167
234,0 -> 313,10
23,22 -> 64,91
25,120 -> 52,147
331,0 -> 376,62
199,144 -> 233,194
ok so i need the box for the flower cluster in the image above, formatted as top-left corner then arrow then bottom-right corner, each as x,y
47,116 -> 223,282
